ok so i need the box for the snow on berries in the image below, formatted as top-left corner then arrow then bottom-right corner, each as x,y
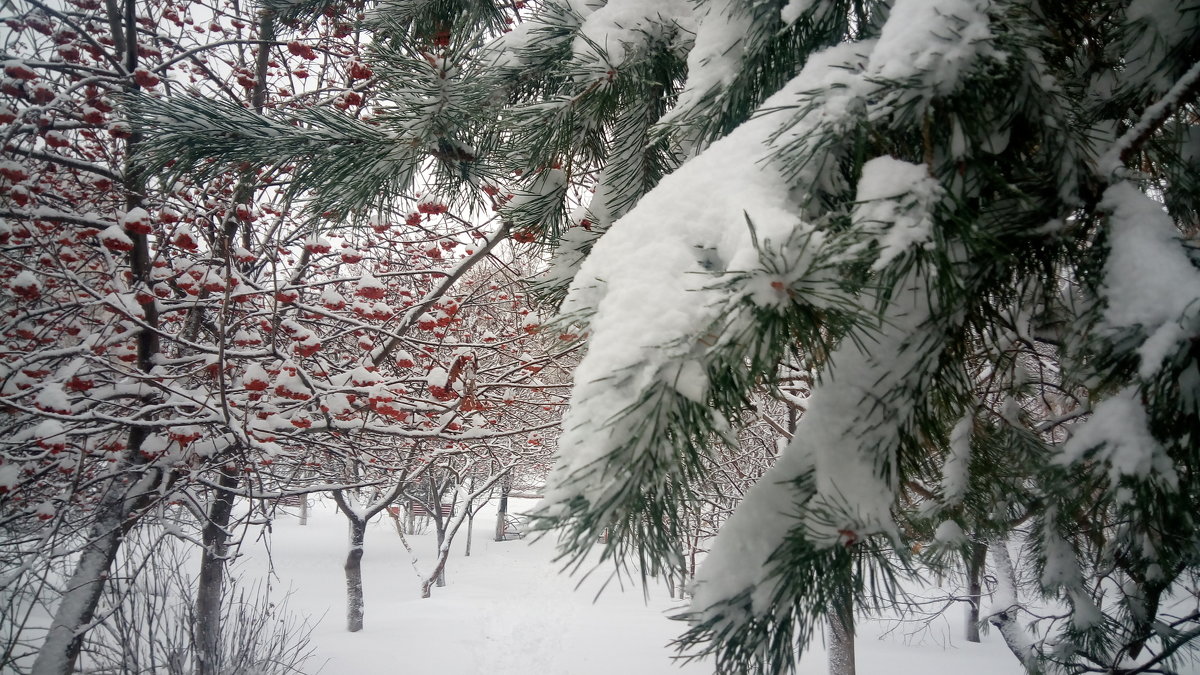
426,367 -> 457,401
347,60 -> 373,80
10,270 -> 41,300
395,350 -> 416,369
0,161 -> 30,183
132,67 -> 160,88
44,131 -> 69,148
34,384 -> 72,414
232,246 -> 257,264
274,367 -> 312,401
320,288 -> 347,310
304,235 -> 332,254
340,246 -> 364,264
294,333 -> 321,358
99,224 -> 134,252
416,198 -> 448,215
173,223 -> 199,250
3,60 -> 38,81
355,272 -> 386,300
242,363 -> 270,392
167,425 -> 203,445
121,207 -> 152,235
347,366 -> 381,387
233,329 -> 262,347
33,419 -> 66,452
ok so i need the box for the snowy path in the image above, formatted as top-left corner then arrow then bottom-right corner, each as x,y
238,499 -> 1023,674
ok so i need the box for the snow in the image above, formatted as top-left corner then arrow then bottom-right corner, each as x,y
120,207 -> 151,229
1057,387 -> 1177,490
851,156 -> 944,269
1098,183 -> 1200,378
550,27 -> 1000,626
661,0 -> 751,128
571,0 -> 694,73
551,44 -> 869,513
934,520 -> 966,545
868,0 -> 997,95
230,498 -> 1025,674
1100,59 -> 1200,174
780,0 -> 816,26
943,415 -> 972,506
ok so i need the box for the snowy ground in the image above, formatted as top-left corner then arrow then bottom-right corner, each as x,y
236,497 -> 1025,674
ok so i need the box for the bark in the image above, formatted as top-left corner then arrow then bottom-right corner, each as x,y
344,518 -> 367,632
494,478 -> 509,542
194,468 -> 239,675
828,593 -> 855,675
965,540 -> 988,643
988,541 -> 1041,673
426,474 -> 448,588
464,510 -> 474,557
32,454 -> 158,675
421,553 -> 450,599
31,492 -> 127,675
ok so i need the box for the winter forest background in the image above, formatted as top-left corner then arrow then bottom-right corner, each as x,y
1,0 -> 1199,673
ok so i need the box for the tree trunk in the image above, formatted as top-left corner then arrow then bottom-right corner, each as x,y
965,540 -> 988,643
31,497 -> 127,675
494,478 -> 509,541
344,518 -> 367,632
464,510 -> 474,557
828,594 -> 855,675
988,540 -> 1041,673
194,468 -> 239,675
32,458 -> 159,675
298,495 -> 308,526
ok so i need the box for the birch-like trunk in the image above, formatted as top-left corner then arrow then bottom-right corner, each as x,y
344,518 -> 367,632
988,540 -> 1041,673
464,510 -> 474,557
494,479 -> 509,542
828,594 -> 855,675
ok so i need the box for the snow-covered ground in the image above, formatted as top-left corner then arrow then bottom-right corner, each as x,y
238,497 -> 1024,674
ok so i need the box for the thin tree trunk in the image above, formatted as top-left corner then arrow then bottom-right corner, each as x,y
965,540 -> 988,643
32,1 -> 164,668
420,469 -> 509,598
194,468 -> 239,675
988,540 -> 1041,673
494,477 -> 509,541
32,457 -> 158,675
828,593 -> 855,675
433,506 -> 446,587
344,518 -> 367,632
298,495 -> 308,526
31,493 -> 127,675
464,510 -> 474,557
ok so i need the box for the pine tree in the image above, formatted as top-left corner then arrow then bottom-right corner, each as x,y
132,0 -> 1200,673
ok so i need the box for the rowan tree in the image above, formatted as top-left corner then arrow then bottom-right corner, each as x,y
0,0 -> 561,670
